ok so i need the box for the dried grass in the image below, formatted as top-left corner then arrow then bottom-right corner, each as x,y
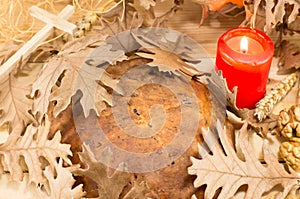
0,0 -> 114,44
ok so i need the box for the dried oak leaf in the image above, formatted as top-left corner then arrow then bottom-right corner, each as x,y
31,35 -> 125,119
151,6 -> 181,27
277,40 -> 300,74
98,2 -> 144,35
242,0 -> 265,31
136,48 -> 201,77
48,103 -> 83,165
38,158 -> 85,199
239,109 -> 278,136
250,0 -> 300,33
73,145 -> 131,199
0,173 -> 39,198
273,0 -> 300,25
221,72 -> 278,135
188,121 -> 300,198
288,16 -> 300,32
122,181 -> 151,199
0,71 -> 36,134
136,0 -> 156,10
32,0 -> 157,120
132,31 -> 202,77
0,116 -> 72,184
128,0 -> 180,27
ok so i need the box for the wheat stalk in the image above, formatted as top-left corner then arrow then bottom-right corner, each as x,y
254,72 -> 298,122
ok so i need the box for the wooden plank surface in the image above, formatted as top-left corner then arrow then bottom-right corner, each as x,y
165,1 -> 244,56
163,0 -> 300,57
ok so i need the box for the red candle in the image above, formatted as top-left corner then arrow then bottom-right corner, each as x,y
215,27 -> 274,109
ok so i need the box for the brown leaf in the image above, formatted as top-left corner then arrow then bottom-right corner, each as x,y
0,71 -> 36,134
136,48 -> 202,77
105,57 -> 151,79
31,35 -> 124,119
32,0 -> 175,121
188,121 -> 300,198
73,145 -> 131,199
277,40 -> 300,74
128,0 -> 156,27
288,16 -> 300,32
241,109 -> 278,136
38,159 -> 85,199
0,116 -> 72,184
250,0 -> 300,33
0,173 -> 40,197
136,0 -> 156,10
129,0 -> 181,27
273,0 -> 300,25
243,0 -> 266,31
123,181 -> 151,199
97,2 -> 143,36
48,104 -> 82,165
151,5 -> 181,27
59,35 -> 108,55
220,71 -> 278,135
31,57 -> 74,121
227,109 -> 278,137
222,73 -> 239,112
264,0 -> 275,33
131,30 -> 204,77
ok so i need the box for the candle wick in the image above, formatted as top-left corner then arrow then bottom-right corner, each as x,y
241,49 -> 247,54
240,36 -> 248,54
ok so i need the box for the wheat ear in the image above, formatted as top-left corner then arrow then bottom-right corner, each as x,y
254,72 -> 298,121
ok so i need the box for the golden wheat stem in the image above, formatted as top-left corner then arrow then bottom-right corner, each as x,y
254,72 -> 298,121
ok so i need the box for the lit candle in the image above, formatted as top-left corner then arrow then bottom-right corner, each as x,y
215,27 -> 274,109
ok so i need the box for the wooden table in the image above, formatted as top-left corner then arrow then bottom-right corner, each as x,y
164,0 -> 300,57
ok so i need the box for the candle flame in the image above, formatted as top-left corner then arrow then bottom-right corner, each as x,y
240,36 -> 248,53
